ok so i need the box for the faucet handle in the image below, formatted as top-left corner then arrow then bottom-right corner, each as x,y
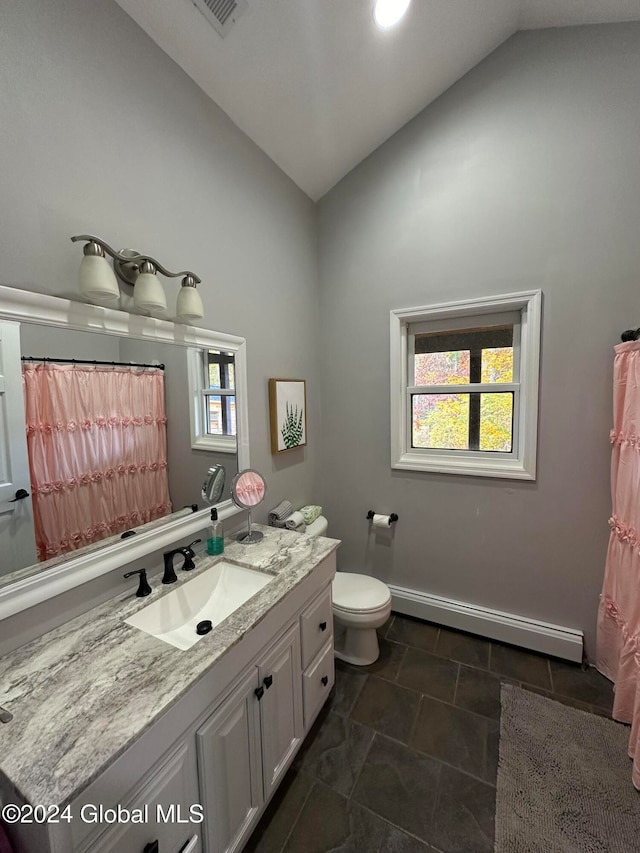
183,539 -> 201,571
123,568 -> 152,597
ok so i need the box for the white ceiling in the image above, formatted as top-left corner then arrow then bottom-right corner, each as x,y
114,0 -> 640,200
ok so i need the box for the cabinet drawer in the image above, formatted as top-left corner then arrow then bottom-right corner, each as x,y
72,741 -> 201,853
300,586 -> 333,669
302,641 -> 334,728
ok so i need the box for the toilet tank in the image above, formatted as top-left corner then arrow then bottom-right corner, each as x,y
306,516 -> 328,537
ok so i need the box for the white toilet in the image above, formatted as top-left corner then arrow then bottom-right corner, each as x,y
306,516 -> 392,666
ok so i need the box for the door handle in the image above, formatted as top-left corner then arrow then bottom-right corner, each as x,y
321,675 -> 329,686
263,675 -> 273,689
9,489 -> 30,502
319,621 -> 327,632
254,686 -> 264,700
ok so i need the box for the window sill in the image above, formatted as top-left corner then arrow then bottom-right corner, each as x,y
392,450 -> 535,480
191,435 -> 238,454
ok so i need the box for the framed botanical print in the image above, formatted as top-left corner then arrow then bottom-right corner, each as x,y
269,379 -> 307,453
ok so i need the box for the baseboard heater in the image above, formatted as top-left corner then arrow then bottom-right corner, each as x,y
388,584 -> 584,663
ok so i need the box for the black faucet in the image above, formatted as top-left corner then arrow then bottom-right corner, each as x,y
123,568 -> 152,597
162,539 -> 201,584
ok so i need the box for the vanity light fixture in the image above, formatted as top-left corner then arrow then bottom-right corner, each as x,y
373,0 -> 411,29
70,234 -> 205,323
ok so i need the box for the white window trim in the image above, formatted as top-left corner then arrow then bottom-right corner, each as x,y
390,290 -> 542,480
187,347 -> 238,454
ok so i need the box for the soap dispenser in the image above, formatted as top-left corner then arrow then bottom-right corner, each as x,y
206,508 -> 224,555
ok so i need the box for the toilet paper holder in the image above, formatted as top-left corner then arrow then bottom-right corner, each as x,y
366,510 -> 398,525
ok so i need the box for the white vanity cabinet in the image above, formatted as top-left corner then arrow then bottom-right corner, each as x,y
299,586 -> 334,727
197,624 -> 303,853
196,587 -> 335,853
2,550 -> 336,853
72,741 -> 201,853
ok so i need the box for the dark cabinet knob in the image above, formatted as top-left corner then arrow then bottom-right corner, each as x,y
143,842 -> 159,853
254,686 -> 264,700
319,621 -> 327,632
263,675 -> 273,689
321,675 -> 329,686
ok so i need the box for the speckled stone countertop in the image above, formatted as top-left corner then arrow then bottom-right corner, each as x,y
0,525 -> 339,808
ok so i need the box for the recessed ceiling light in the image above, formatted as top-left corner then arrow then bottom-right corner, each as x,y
374,0 -> 411,29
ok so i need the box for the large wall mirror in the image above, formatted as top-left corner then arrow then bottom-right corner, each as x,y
0,286 -> 249,618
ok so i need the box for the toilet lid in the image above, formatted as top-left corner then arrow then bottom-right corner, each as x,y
332,572 -> 391,612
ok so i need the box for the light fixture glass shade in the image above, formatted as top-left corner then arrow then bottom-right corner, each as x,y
176,283 -> 204,324
79,254 -> 120,305
134,271 -> 167,314
374,0 -> 411,28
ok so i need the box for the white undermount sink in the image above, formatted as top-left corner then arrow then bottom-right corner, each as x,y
125,560 -> 275,650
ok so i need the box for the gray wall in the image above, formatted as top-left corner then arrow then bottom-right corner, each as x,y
317,23 -> 640,658
20,324 -> 120,363
0,0 -> 319,528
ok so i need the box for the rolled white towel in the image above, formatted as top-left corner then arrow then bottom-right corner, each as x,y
268,500 -> 293,527
285,511 -> 306,529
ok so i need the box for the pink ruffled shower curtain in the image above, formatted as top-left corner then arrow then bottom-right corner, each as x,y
22,364 -> 171,561
597,340 -> 640,790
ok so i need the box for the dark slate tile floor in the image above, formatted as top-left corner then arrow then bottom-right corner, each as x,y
244,613 -> 615,853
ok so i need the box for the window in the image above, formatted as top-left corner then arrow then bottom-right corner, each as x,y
390,291 -> 541,479
188,348 -> 237,453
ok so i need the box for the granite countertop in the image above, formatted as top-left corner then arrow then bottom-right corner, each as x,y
0,525 -> 339,808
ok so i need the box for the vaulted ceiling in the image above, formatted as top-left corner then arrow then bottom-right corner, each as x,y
114,0 -> 640,200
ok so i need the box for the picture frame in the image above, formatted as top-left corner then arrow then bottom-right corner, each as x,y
269,379 -> 307,453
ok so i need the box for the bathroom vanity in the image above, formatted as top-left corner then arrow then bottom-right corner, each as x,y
0,526 -> 338,853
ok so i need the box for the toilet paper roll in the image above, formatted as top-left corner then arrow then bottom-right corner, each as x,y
372,514 -> 391,528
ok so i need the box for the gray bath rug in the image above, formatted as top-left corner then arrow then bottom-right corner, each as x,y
496,684 -> 640,853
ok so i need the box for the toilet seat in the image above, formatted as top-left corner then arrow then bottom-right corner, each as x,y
332,572 -> 391,613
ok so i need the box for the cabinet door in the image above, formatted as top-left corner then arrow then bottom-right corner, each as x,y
258,624 -> 303,800
300,586 -> 333,669
81,741 -> 201,853
302,640 -> 335,729
197,669 -> 263,853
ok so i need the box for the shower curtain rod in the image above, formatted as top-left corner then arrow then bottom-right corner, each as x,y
21,356 -> 165,370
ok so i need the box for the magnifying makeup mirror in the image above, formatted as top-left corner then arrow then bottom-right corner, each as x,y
202,465 -> 226,505
230,469 -> 267,544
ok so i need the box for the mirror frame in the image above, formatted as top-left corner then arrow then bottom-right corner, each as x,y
0,285 -> 249,619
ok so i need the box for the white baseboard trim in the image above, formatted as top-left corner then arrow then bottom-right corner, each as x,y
387,584 -> 584,663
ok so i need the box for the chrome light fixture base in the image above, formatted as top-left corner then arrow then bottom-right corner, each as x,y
113,248 -> 145,288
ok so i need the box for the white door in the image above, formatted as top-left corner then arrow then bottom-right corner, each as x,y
0,320 -> 37,575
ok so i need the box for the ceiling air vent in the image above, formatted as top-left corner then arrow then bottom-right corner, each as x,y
191,0 -> 247,38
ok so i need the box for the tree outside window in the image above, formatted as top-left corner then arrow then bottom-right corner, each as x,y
412,328 -> 514,453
